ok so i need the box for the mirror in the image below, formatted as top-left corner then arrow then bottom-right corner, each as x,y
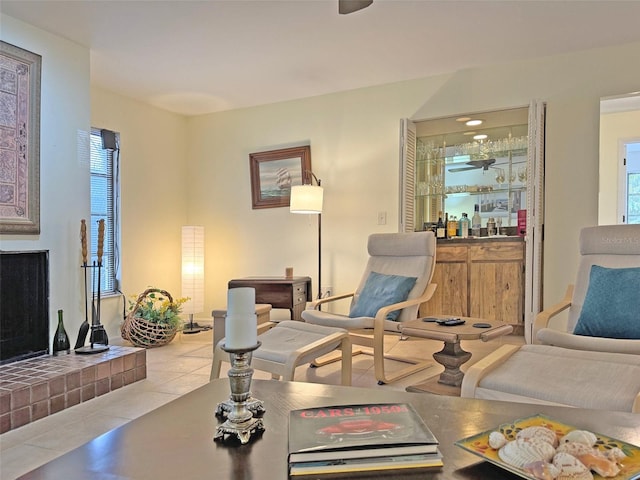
599,92 -> 640,225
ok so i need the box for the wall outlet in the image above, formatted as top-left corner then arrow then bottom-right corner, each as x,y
320,286 -> 333,298
377,211 -> 387,225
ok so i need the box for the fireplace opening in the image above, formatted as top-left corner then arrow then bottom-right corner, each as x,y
0,250 -> 49,365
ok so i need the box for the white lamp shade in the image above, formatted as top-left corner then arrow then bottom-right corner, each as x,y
181,226 -> 205,315
290,185 -> 323,214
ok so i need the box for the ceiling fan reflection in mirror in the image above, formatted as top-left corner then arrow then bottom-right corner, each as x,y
339,0 -> 373,14
448,159 -> 497,173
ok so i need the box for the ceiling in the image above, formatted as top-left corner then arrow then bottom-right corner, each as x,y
3,0 -> 640,116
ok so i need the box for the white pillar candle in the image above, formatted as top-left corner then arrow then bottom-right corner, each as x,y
225,287 -> 257,349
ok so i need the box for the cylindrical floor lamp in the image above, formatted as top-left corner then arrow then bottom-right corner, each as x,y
182,225 -> 205,334
290,173 -> 323,301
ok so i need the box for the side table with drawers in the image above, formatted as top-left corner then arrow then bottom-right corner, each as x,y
227,276 -> 312,320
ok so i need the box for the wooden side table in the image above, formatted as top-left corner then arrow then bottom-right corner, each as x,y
400,316 -> 513,396
228,276 -> 311,321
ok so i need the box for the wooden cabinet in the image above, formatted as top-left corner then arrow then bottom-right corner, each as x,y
228,276 -> 312,320
421,238 -> 525,332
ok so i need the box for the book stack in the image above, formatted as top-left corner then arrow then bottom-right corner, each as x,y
288,402 -> 442,476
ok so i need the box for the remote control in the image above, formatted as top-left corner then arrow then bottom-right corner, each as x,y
436,318 -> 466,326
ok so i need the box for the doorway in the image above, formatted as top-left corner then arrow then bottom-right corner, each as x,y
623,141 -> 640,224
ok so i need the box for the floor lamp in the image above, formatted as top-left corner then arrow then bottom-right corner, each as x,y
182,225 -> 207,334
290,173 -> 323,301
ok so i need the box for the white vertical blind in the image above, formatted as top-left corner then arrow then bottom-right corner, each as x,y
90,128 -> 118,293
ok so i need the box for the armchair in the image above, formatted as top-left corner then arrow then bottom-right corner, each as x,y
302,231 -> 437,385
461,225 -> 640,412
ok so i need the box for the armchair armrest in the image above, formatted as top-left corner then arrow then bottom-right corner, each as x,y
373,283 -> 438,322
532,285 -> 574,343
308,292 -> 356,310
460,344 -> 521,398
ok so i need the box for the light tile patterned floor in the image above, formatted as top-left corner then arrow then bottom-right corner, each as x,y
0,328 -> 523,479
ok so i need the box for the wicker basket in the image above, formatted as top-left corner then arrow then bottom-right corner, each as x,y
121,288 -> 179,348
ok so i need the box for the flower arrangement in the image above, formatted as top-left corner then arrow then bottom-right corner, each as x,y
127,289 -> 189,329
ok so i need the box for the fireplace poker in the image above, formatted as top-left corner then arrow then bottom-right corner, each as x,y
74,219 -> 90,350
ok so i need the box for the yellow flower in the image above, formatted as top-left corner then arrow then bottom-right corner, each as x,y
127,289 -> 189,328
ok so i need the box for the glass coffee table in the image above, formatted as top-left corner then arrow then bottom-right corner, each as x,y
400,316 -> 513,396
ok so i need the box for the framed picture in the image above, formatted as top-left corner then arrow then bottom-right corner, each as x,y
0,42 -> 42,234
479,191 -> 523,217
250,145 -> 311,209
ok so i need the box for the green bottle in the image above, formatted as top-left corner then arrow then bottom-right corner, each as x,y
52,309 -> 71,355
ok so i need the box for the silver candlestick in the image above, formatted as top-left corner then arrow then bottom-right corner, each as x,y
214,342 -> 265,444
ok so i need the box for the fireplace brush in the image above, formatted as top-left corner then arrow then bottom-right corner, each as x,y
76,219 -> 109,354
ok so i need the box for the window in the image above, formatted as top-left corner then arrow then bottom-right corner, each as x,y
624,142 -> 640,224
90,128 -> 120,294
628,173 -> 640,224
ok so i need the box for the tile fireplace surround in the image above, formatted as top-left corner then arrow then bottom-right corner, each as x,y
0,346 -> 146,433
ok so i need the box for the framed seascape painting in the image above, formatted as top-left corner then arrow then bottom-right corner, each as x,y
249,145 -> 311,209
0,41 -> 42,234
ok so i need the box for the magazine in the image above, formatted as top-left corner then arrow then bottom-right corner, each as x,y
288,402 -> 442,475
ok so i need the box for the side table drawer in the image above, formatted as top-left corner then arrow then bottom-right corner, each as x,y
293,282 -> 307,306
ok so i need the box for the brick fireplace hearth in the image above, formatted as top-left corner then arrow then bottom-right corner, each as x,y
0,346 -> 146,433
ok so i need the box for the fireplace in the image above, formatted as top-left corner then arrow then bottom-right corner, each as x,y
0,251 -> 148,434
0,250 -> 49,365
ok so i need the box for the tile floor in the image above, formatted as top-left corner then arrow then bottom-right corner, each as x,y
0,328 -> 524,479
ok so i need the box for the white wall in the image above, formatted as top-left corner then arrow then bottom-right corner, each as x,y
599,109 -> 640,225
186,83 -> 431,316
91,87 -> 189,337
188,41 -> 640,317
0,16 -> 91,343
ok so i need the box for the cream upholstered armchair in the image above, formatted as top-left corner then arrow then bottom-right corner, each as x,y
461,224 -> 640,412
302,231 -> 437,385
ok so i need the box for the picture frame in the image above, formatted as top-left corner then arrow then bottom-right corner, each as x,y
479,191 -> 523,218
0,41 -> 42,234
250,145 -> 311,209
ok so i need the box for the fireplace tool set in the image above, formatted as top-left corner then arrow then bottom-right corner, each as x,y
75,219 -> 109,354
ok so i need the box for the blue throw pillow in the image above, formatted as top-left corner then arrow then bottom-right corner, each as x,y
573,265 -> 640,339
349,271 -> 417,321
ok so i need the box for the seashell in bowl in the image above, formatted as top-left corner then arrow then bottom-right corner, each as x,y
604,447 -> 627,462
575,452 -> 620,478
498,438 -> 556,468
553,452 -> 594,480
489,431 -> 507,449
559,430 -> 597,447
517,426 -> 559,447
523,460 -> 560,480
556,441 -> 594,457
557,441 -> 621,477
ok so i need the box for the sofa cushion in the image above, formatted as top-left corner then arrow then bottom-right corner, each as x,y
573,265 -> 640,339
349,271 -> 417,321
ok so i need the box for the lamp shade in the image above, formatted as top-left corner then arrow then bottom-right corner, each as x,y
290,185 -> 323,214
181,226 -> 205,315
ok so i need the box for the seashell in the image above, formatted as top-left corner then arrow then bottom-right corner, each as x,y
604,447 -> 627,461
556,442 -> 594,457
575,452 -> 620,478
517,426 -> 559,447
499,438 -> 556,468
553,452 -> 593,480
523,460 -> 561,480
560,430 -> 597,447
489,431 -> 507,449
